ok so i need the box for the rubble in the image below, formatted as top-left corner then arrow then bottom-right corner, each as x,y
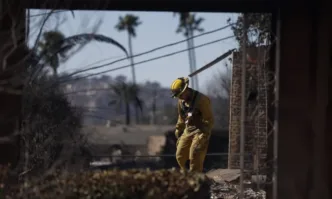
210,181 -> 266,199
207,169 -> 266,199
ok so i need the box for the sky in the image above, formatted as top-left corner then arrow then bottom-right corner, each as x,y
28,10 -> 239,92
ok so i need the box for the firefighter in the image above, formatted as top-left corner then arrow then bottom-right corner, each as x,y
170,77 -> 214,172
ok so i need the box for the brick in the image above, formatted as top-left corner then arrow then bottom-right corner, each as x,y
228,48 -> 269,170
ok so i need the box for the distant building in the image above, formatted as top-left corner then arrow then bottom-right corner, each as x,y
112,148 -> 122,163
81,125 -> 174,166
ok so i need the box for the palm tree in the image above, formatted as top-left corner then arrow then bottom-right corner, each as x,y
149,82 -> 160,125
175,12 -> 204,90
37,31 -> 66,76
36,31 -> 128,78
109,77 -> 143,125
115,14 -> 142,123
115,14 -> 142,85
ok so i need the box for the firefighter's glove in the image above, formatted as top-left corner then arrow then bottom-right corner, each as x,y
175,129 -> 183,139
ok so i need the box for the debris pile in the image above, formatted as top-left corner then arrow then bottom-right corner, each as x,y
210,181 -> 266,199
207,169 -> 266,199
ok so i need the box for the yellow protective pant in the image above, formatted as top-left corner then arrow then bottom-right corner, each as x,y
176,130 -> 210,172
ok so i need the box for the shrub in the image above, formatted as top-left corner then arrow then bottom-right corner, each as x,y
16,76 -> 86,179
9,169 -> 211,199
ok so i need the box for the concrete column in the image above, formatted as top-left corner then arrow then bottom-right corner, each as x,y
278,5 -> 331,199
321,3 -> 332,198
326,47 -> 332,199
277,8 -> 313,199
308,4 -> 331,199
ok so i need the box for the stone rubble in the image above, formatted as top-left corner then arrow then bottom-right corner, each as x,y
210,181 -> 266,199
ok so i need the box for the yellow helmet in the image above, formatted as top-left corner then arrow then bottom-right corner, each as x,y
170,77 -> 189,98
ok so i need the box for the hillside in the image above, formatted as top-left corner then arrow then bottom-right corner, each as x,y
62,75 -> 229,128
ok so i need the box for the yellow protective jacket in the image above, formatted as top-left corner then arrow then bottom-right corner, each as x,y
175,90 -> 214,135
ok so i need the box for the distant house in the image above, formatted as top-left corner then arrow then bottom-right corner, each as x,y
81,124 -> 231,170
147,135 -> 166,156
81,125 -> 174,163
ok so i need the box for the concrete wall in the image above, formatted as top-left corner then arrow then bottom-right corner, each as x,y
277,5 -> 332,199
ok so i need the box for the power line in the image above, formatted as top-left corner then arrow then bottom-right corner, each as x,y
29,12 -> 234,83
58,35 -> 235,85
62,36 -> 234,84
60,24 -> 234,79
29,18 -> 234,86
64,55 -> 125,74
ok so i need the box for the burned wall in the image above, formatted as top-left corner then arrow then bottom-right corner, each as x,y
228,47 -> 269,171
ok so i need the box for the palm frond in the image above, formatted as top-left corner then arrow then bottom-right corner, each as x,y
58,44 -> 74,58
32,33 -> 128,78
108,100 -> 117,106
196,27 -> 204,32
59,34 -> 128,57
42,31 -> 66,46
116,14 -> 141,37
135,21 -> 142,26
115,17 -> 126,31
70,10 -> 75,18
194,17 -> 204,26
176,27 -> 183,34
110,84 -> 122,96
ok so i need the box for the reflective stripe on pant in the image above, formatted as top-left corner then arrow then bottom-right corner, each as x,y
176,129 -> 210,172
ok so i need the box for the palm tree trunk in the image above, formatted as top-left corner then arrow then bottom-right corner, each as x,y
128,33 -> 136,84
188,29 -> 199,90
127,32 -> 139,124
53,67 -> 58,78
125,101 -> 131,125
151,89 -> 157,125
